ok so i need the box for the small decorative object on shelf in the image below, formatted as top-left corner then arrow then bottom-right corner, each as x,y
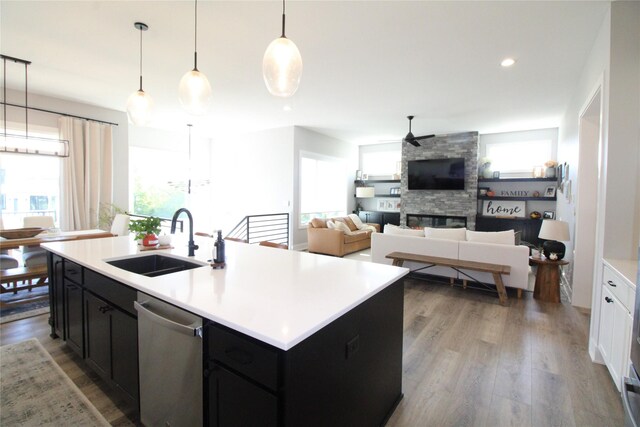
532,166 -> 545,178
486,190 -> 495,197
532,190 -> 540,197
479,157 -> 492,179
493,171 -> 500,179
543,211 -> 555,219
545,160 -> 558,178
544,186 -> 556,197
478,187 -> 489,196
530,211 -> 542,219
355,170 -> 362,180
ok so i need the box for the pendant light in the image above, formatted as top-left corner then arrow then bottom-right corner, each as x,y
126,22 -> 153,126
262,0 -> 303,97
179,0 -> 212,115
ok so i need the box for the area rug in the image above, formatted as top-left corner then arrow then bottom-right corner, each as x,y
0,286 -> 50,324
0,338 -> 110,426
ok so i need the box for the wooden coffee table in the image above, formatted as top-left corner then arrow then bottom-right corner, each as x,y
529,256 -> 569,303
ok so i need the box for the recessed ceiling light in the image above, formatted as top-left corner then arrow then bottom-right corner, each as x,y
501,58 -> 516,67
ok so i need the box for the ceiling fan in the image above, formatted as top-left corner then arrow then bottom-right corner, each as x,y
403,115 -> 435,147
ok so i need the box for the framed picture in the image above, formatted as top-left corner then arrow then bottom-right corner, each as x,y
544,186 -> 556,197
482,200 -> 526,217
362,173 -> 369,180
493,171 -> 500,179
543,211 -> 555,219
478,186 -> 490,196
355,170 -> 362,180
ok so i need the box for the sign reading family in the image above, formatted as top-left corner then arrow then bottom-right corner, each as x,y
482,200 -> 526,217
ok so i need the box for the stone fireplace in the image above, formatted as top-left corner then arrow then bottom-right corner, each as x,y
401,131 -> 478,229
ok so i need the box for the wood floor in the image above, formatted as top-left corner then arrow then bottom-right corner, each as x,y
0,278 -> 624,427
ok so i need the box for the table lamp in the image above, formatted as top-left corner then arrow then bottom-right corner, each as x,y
355,187 -> 375,198
538,219 -> 570,260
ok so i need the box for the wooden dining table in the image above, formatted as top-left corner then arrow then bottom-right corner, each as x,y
0,229 -> 114,251
1,229 -> 114,296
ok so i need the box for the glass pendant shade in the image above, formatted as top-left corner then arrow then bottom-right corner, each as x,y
179,69 -> 212,115
263,36 -> 303,97
126,89 -> 154,126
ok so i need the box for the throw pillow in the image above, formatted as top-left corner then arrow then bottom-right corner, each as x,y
384,224 -> 425,237
424,227 -> 467,241
342,217 -> 359,232
326,220 -> 336,229
332,220 -> 353,235
466,229 -> 515,245
348,214 -> 366,230
310,218 -> 327,228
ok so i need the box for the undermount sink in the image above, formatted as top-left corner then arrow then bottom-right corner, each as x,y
106,254 -> 207,277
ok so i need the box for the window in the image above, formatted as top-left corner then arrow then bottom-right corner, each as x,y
299,152 -> 347,227
129,146 -> 188,219
485,140 -> 552,174
361,150 -> 401,176
30,195 -> 49,210
0,126 -> 61,228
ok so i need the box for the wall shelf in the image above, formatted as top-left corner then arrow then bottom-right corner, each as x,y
478,177 -> 557,183
355,194 -> 401,198
478,196 -> 557,201
354,179 -> 401,184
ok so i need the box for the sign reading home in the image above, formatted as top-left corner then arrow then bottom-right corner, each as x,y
482,200 -> 525,217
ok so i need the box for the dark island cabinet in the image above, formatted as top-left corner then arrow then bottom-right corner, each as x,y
204,278 -> 404,427
63,260 -> 85,357
48,254 -> 65,339
46,252 -> 139,411
84,290 -> 139,407
207,364 -> 278,427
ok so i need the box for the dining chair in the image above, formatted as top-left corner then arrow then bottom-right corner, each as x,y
259,241 -> 288,250
22,216 -> 55,268
110,214 -> 130,236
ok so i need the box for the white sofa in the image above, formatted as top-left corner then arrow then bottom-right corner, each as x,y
371,226 -> 530,292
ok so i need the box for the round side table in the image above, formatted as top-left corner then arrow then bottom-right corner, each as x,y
529,256 -> 569,303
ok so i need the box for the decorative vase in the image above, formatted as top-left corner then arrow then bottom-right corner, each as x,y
142,233 -> 158,247
545,167 -> 556,178
482,168 -> 493,179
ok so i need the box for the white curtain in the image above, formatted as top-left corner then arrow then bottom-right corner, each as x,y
59,117 -> 113,231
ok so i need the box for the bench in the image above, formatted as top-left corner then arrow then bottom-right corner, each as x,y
385,251 -> 512,304
0,265 -> 49,295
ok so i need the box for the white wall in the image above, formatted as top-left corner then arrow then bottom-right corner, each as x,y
293,127 -> 358,249
4,88 -> 129,209
556,3 -> 640,360
209,127 -> 294,238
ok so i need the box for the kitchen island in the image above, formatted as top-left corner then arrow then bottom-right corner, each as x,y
43,235 -> 409,426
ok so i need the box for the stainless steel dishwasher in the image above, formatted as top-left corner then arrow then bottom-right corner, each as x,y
134,292 -> 203,427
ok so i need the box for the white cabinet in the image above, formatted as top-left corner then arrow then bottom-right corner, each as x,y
597,263 -> 634,391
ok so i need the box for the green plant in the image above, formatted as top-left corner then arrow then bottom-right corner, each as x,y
98,203 -> 126,231
128,216 -> 162,241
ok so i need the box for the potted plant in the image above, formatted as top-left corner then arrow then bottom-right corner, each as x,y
128,216 -> 162,247
479,157 -> 493,179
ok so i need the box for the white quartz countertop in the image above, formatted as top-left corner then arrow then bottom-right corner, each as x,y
43,236 -> 409,350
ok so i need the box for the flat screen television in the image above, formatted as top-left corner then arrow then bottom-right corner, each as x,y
408,158 -> 465,190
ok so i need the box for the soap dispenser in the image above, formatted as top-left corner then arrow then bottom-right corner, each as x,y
213,230 -> 225,264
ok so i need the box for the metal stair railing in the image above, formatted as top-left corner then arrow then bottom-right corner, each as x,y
226,213 -> 289,247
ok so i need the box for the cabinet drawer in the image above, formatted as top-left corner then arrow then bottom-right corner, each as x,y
64,260 -> 83,284
603,265 -> 633,311
84,269 -> 137,316
208,324 -> 279,390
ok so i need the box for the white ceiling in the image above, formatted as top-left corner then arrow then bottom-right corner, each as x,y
1,1 -> 609,144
